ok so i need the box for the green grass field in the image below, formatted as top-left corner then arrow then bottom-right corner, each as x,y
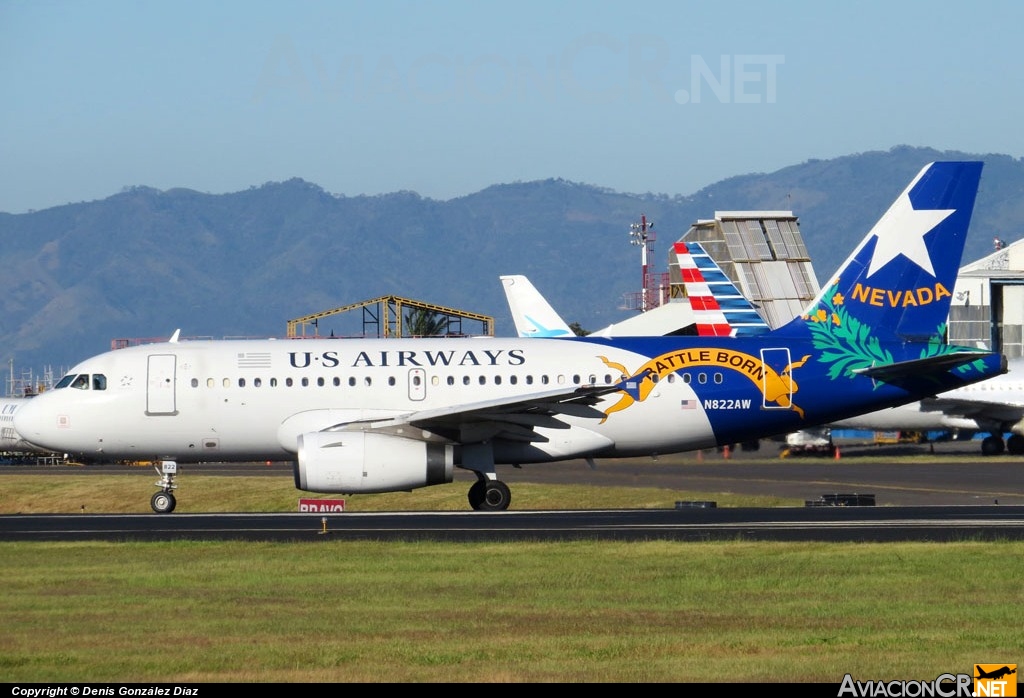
1,472 -> 1022,682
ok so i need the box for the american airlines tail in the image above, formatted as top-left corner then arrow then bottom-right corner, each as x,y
669,240 -> 771,337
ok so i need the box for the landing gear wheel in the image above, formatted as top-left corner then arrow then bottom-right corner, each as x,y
981,435 -> 1005,456
151,491 -> 176,514
480,481 -> 511,512
468,480 -> 487,510
1007,434 -> 1024,455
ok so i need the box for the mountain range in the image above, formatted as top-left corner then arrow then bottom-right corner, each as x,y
2,145 -> 1023,384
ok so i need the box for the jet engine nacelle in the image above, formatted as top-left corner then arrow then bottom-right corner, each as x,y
1010,417 -> 1024,437
293,431 -> 453,494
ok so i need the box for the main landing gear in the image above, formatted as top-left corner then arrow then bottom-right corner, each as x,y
151,460 -> 178,513
467,474 -> 511,511
981,434 -> 1024,456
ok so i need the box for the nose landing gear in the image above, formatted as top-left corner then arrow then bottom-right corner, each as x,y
151,460 -> 178,513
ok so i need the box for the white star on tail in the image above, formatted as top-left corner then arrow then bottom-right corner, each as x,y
866,190 -> 955,278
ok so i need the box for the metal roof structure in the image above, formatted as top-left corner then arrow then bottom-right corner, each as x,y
285,295 -> 494,339
950,237 -> 1024,358
673,210 -> 820,329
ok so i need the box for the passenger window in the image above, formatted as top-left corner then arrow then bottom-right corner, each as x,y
270,378 -> 278,387
191,378 -> 199,388
698,373 -> 707,385
714,373 -> 723,384
254,378 -> 262,387
317,377 -> 325,387
286,378 -> 294,387
388,377 -> 396,386
238,378 -> 246,388
349,377 -> 356,387
301,378 -> 309,387
207,378 -> 214,388
463,376 -> 470,385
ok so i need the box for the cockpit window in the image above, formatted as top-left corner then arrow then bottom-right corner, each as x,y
54,373 -> 106,390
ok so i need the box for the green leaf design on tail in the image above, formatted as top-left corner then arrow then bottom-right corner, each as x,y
806,284 -> 989,384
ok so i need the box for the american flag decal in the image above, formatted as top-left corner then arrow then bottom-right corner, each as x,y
237,352 -> 272,369
680,399 -> 696,410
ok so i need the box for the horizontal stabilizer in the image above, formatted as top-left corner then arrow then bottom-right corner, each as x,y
852,351 -> 1006,383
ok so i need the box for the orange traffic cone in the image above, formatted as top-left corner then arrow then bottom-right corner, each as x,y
722,445 -> 731,460
833,445 -> 841,460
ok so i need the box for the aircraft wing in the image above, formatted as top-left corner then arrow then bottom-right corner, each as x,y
920,395 -> 1024,421
326,384 -> 620,443
851,351 -> 1003,383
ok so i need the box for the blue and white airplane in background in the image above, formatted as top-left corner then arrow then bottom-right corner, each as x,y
13,162 -> 1006,512
501,241 -> 771,340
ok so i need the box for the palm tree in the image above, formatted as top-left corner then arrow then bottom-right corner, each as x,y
403,308 -> 450,337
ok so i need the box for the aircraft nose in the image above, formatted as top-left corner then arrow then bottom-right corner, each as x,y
13,397 -> 50,447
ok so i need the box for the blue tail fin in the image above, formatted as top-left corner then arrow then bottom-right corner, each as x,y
779,161 -> 983,342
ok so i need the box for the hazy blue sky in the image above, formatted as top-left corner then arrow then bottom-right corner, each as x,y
2,0 -> 1020,213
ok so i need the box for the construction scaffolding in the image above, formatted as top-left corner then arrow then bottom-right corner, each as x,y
286,295 -> 494,339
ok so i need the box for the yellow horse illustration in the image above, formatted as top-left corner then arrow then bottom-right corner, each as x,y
598,350 -> 810,421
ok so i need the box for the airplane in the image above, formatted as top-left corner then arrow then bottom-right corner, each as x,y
501,275 -> 700,338
830,361 -> 1024,455
500,240 -> 770,340
12,161 -> 1007,513
975,666 -> 1016,681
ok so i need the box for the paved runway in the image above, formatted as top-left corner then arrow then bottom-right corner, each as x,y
2,438 -> 1023,542
3,506 -> 1024,542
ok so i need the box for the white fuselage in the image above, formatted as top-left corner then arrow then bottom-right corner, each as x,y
13,337 -> 719,463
